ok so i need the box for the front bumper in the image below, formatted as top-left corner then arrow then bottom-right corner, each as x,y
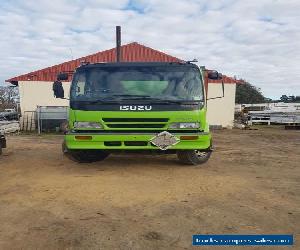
65,131 -> 211,150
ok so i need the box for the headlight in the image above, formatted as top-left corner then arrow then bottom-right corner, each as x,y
169,122 -> 200,129
74,122 -> 103,129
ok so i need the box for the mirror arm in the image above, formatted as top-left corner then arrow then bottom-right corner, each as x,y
207,80 -> 225,101
207,96 -> 224,100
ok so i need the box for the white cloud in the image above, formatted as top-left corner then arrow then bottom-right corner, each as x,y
0,0 -> 299,98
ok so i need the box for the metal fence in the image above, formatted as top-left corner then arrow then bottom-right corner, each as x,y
20,106 -> 68,133
36,106 -> 68,133
21,111 -> 36,131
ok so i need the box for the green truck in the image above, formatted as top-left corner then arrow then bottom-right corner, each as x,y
53,62 -> 223,165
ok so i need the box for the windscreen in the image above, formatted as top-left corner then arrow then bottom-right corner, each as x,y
70,65 -> 204,102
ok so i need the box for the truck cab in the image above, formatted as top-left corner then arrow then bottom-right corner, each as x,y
53,62 -> 222,165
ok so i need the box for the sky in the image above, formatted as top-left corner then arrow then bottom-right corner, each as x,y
0,0 -> 299,99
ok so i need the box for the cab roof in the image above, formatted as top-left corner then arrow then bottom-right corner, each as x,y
76,61 -> 197,70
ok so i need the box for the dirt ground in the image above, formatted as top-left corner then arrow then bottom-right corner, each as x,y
0,127 -> 299,250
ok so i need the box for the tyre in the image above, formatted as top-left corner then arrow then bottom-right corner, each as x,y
67,150 -> 110,163
62,142 -> 110,163
177,150 -> 212,165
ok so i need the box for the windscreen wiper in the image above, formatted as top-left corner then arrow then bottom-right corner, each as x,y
149,99 -> 203,104
110,94 -> 166,102
110,94 -> 152,99
112,95 -> 174,103
78,99 -> 120,104
118,95 -> 202,104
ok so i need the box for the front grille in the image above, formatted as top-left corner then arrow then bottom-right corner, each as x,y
102,117 -> 169,130
103,141 -> 149,147
104,141 -> 122,146
102,118 -> 168,122
72,129 -> 202,134
106,124 -> 165,128
124,141 -> 148,146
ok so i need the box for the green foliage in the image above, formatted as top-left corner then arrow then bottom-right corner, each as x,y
235,82 -> 266,104
279,95 -> 300,103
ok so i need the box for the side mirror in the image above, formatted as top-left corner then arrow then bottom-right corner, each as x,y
208,71 -> 222,80
53,81 -> 65,99
57,72 -> 68,81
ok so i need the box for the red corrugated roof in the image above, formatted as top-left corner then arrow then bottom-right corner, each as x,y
6,42 -> 241,84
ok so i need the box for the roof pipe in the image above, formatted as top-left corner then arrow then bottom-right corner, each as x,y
116,26 -> 121,62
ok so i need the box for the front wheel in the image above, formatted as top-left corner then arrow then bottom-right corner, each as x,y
68,150 -> 110,163
62,142 -> 110,163
177,150 -> 212,165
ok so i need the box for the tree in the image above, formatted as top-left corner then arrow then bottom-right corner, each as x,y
235,82 -> 266,104
280,95 -> 289,102
279,95 -> 299,103
0,85 -> 19,111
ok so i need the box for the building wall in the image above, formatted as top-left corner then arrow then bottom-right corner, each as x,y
19,81 -> 236,129
206,83 -> 236,128
19,81 -> 70,112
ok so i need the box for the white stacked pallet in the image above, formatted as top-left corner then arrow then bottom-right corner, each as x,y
238,102 -> 300,125
248,112 -> 300,125
270,114 -> 300,124
0,120 -> 20,134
